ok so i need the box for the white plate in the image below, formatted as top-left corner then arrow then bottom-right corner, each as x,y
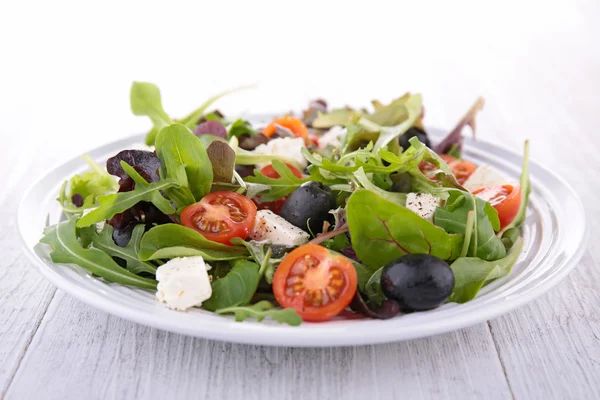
17,119 -> 587,347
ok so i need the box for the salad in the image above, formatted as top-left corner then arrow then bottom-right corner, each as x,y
37,82 -> 530,326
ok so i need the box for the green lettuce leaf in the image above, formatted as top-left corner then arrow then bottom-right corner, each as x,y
92,224 -> 156,275
203,259 -> 260,311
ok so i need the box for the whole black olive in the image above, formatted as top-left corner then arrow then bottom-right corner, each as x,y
280,182 -> 335,233
380,254 -> 454,312
389,172 -> 412,193
399,127 -> 430,149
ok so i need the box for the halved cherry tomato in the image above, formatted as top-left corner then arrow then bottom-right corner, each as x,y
263,116 -> 309,141
252,163 -> 303,214
181,191 -> 257,245
419,154 -> 477,185
273,244 -> 357,322
472,184 -> 522,230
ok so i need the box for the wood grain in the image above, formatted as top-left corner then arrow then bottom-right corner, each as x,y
6,292 -> 512,400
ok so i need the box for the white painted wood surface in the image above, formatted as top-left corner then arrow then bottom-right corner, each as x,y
1,0 -> 599,399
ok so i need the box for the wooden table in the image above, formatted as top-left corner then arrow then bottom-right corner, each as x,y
1,1 -> 599,398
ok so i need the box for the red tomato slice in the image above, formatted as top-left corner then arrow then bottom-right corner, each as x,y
252,163 -> 303,214
419,154 -> 477,185
273,244 -> 358,322
181,191 -> 257,245
263,116 -> 309,141
472,184 -> 522,230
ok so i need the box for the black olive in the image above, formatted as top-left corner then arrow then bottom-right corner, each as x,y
280,182 -> 335,233
380,254 -> 454,312
389,172 -> 412,193
399,127 -> 431,150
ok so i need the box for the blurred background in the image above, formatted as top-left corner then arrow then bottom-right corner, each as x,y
1,0 -> 597,163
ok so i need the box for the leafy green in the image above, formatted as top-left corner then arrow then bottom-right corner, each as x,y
58,155 -> 119,215
365,94 -> 412,126
155,124 -> 213,201
501,140 -> 530,233
233,141 -> 304,169
369,94 -> 423,151
178,85 -> 254,131
203,260 -> 260,311
365,267 -> 386,305
352,168 -> 407,205
206,141 -> 236,183
342,124 -> 380,153
130,82 -> 174,146
244,160 -> 310,201
138,224 -> 248,261
39,218 -> 157,290
76,176 -> 178,228
434,190 -> 506,261
346,190 -> 463,268
215,300 -> 302,326
227,119 -> 256,138
322,234 -> 350,252
312,108 -> 361,129
450,237 -> 523,303
92,224 -> 157,275
230,238 -> 283,283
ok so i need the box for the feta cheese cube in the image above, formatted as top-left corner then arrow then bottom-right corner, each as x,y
406,193 -> 441,222
463,164 -> 508,192
250,210 -> 310,247
254,137 -> 308,169
155,256 -> 212,311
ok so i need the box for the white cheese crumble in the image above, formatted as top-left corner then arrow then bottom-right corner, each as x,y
155,256 -> 212,311
318,126 -> 347,150
254,137 -> 308,169
463,164 -> 509,192
406,193 -> 441,222
249,210 -> 310,247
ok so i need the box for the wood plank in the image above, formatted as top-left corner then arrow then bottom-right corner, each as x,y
6,292 -> 511,400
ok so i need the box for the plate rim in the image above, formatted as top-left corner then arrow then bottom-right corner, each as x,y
17,129 -> 588,347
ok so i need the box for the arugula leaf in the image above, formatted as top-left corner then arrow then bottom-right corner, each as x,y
203,260 -> 260,311
450,237 -> 523,303
370,94 -> 423,152
130,82 -> 174,146
342,124 -> 380,153
58,155 -> 119,216
76,178 -> 178,228
346,190 -> 463,268
120,161 -> 176,212
365,267 -> 386,305
92,224 -> 156,275
138,224 -> 248,261
155,124 -> 213,200
352,168 -> 407,205
227,119 -> 256,139
244,160 -> 310,201
39,218 -> 157,290
215,300 -> 302,326
501,140 -> 530,233
434,190 -> 506,261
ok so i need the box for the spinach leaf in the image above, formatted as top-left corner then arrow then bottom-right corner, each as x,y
346,190 -> 463,268
450,237 -> 523,303
215,300 -> 302,326
230,238 -> 283,283
92,224 -> 156,275
130,82 -> 174,146
39,218 -> 157,290
244,160 -> 310,201
501,140 -> 531,233
203,260 -> 260,311
58,155 -> 119,216
365,267 -> 386,305
435,190 -> 506,261
138,224 -> 248,261
76,178 -> 178,228
155,124 -> 213,200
